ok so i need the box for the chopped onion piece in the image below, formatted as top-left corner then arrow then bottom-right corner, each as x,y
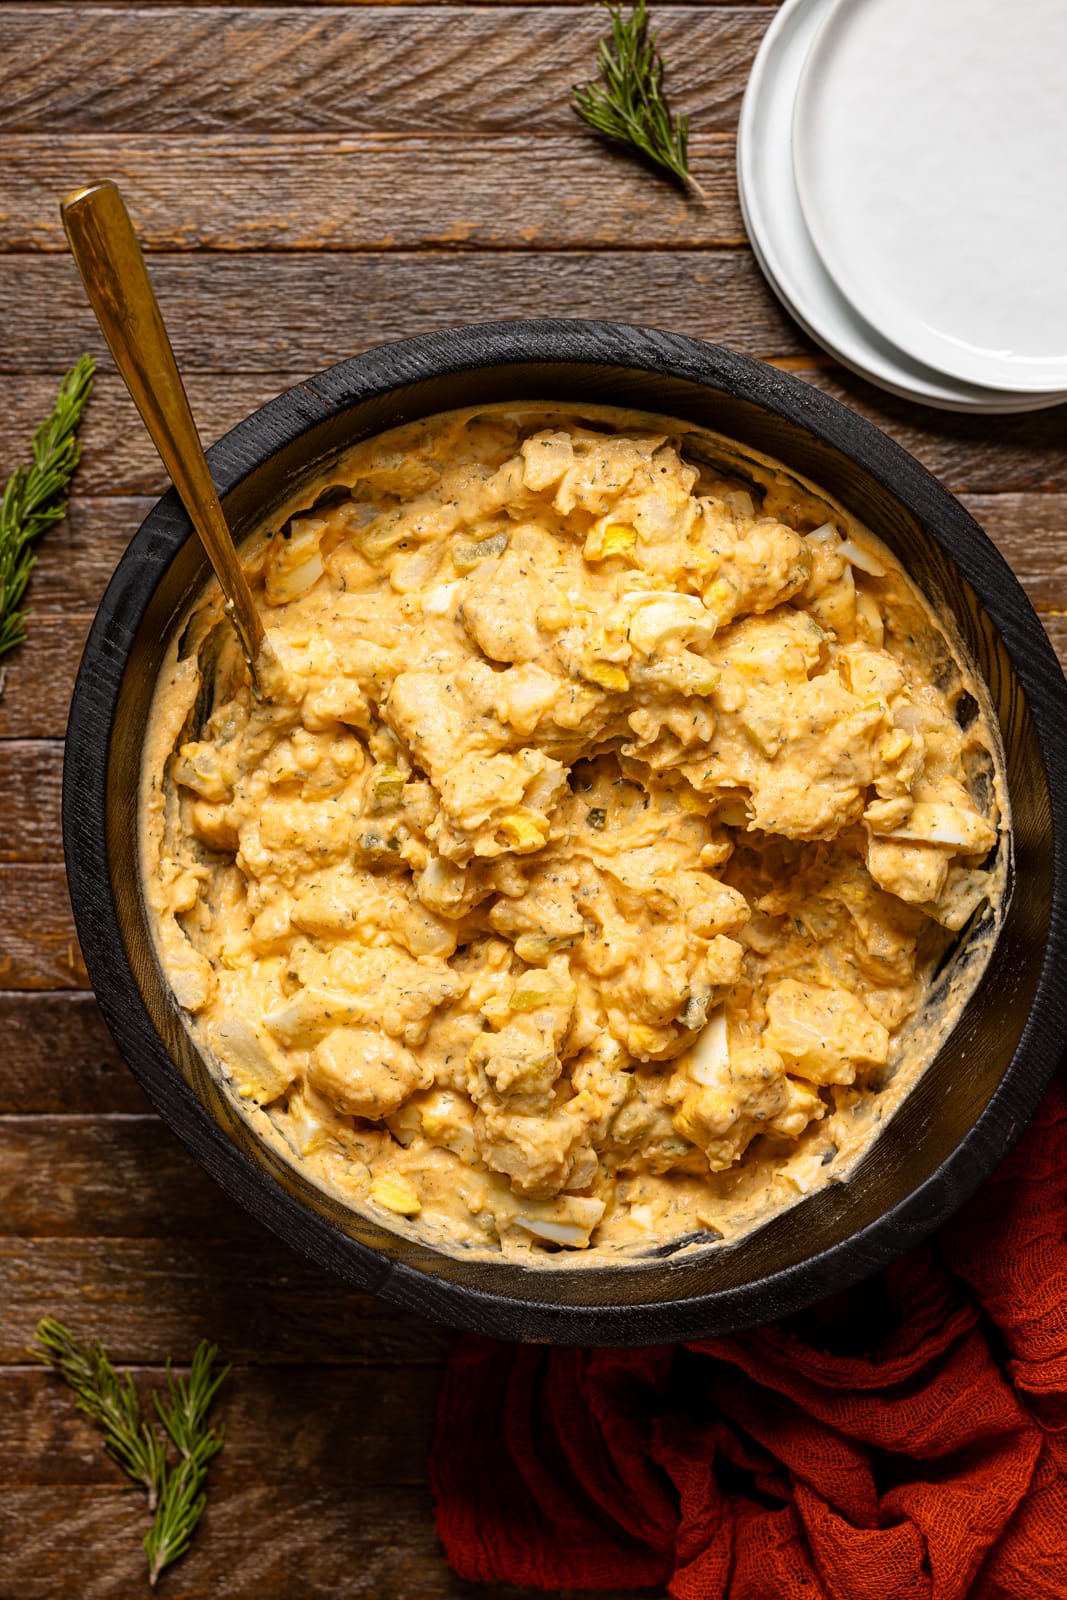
687,1008 -> 729,1086
838,537 -> 886,578
807,522 -> 838,544
514,1216 -> 592,1247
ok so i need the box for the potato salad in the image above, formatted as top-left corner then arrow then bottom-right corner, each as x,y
142,405 -> 1003,1260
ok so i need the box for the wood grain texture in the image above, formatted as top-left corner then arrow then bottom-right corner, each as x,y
0,250 -> 805,374
0,1238 -> 454,1365
0,134 -> 745,252
1038,612 -> 1067,668
0,741 -> 64,861
0,1485 -> 637,1600
1,7 -> 765,134
7,497 -> 153,610
0,866 -> 86,989
2,1362 -> 442,1487
0,1115 -> 274,1240
957,495 -> 1067,611
4,370 -> 1065,498
0,993 -> 147,1114
0,616 -> 92,738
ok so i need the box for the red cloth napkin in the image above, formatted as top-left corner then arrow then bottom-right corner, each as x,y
431,1072 -> 1067,1598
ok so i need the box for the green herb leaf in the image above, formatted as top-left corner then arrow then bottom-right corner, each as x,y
145,1343 -> 228,1585
33,1318 -> 227,1586
572,0 -> 705,196
154,1341 -> 230,1462
0,354 -> 94,672
143,1451 -> 210,1587
32,1317 -> 168,1507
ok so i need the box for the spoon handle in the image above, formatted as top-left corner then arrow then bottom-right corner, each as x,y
61,180 -> 265,677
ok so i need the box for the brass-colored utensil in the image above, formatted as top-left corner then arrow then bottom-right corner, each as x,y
61,180 -> 265,684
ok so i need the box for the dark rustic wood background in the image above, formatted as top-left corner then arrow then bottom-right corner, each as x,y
1,2 -> 1065,1595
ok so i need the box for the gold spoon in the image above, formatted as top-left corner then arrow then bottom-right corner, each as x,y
61,180 -> 265,687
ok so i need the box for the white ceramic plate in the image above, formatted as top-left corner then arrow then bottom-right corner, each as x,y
737,0 -> 1067,413
792,0 -> 1067,394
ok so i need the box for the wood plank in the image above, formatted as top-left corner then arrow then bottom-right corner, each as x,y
0,250 -> 805,374
0,1485 -> 632,1600
1,6 -> 765,134
801,373 -> 1067,496
0,1364 -> 438,1487
0,133 -> 744,252
6,369 -> 1067,500
0,740 -> 64,861
0,1115 -> 269,1241
4,497 -> 153,611
0,1237 -> 454,1364
958,495 -> 1067,613
0,374 -> 290,494
0,614 -> 92,739
0,993 -> 148,1115
0,865 -> 87,989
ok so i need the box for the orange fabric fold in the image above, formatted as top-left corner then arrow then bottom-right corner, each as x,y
431,1073 -> 1067,1598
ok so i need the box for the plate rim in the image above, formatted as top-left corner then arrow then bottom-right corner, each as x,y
790,0 -> 1067,394
737,0 -> 1067,413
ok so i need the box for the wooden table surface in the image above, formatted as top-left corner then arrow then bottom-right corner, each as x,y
1,2 -> 1065,1595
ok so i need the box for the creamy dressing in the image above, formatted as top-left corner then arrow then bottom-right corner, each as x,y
140,404 -> 1006,1264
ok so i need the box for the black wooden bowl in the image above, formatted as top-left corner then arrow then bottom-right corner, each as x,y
64,321 -> 1067,1344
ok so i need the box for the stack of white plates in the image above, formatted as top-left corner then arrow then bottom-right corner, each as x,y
738,0 -> 1067,413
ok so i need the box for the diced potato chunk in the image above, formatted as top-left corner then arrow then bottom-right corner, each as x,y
867,838 -> 950,905
763,980 -> 889,1085
309,1027 -> 428,1120
210,1014 -> 297,1103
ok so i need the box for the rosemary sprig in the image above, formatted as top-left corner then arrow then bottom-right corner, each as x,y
33,1319 -> 228,1587
573,0 -> 705,197
144,1455 -> 211,1589
32,1318 -> 168,1506
155,1341 -> 229,1460
146,1344 -> 229,1585
0,353 -> 94,677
